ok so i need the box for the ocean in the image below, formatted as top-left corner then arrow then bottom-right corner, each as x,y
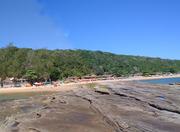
141,77 -> 180,85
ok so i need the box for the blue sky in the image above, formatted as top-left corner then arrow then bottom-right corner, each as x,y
0,0 -> 180,59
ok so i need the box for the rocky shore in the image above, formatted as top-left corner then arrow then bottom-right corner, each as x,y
0,81 -> 180,132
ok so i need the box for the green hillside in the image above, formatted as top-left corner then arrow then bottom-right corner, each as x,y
0,44 -> 180,82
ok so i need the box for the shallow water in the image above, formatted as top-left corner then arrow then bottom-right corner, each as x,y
141,77 -> 180,84
0,91 -> 53,102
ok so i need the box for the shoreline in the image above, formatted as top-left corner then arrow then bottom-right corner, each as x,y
0,74 -> 180,94
1,78 -> 180,131
120,74 -> 180,81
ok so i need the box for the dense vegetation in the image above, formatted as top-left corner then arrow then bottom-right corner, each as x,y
0,44 -> 180,83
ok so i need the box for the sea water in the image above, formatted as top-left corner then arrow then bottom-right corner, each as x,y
141,77 -> 180,85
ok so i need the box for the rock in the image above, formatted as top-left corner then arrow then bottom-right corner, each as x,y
11,121 -> 20,128
1,81 -> 180,132
94,86 -> 111,95
35,113 -> 41,118
10,121 -> 20,132
52,97 -> 56,100
28,128 -> 41,132
116,120 -> 129,129
175,82 -> 180,85
59,100 -> 67,104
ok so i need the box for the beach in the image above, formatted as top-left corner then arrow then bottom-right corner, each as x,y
0,74 -> 180,94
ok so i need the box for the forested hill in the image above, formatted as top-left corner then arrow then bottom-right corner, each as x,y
0,45 -> 180,81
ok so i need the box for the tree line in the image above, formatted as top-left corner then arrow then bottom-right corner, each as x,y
0,44 -> 180,84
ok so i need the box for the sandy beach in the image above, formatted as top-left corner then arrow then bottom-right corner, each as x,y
0,74 -> 180,94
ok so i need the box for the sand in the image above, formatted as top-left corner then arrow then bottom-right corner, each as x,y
0,74 -> 180,94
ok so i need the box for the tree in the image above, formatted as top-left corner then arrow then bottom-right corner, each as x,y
0,44 -> 180,82
50,68 -> 61,81
25,70 -> 38,85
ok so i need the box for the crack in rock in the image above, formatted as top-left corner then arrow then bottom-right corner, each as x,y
110,89 -> 180,115
148,103 -> 180,115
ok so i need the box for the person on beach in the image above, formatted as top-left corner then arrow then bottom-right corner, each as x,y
1,81 -> 3,88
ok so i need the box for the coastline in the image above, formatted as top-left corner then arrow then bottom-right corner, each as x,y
120,73 -> 180,81
1,78 -> 180,132
0,74 -> 180,94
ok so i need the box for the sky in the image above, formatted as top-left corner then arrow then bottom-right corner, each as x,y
0,0 -> 180,59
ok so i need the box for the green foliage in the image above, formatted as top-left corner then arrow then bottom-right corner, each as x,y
50,68 -> 61,80
0,44 -> 180,81
25,70 -> 38,84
